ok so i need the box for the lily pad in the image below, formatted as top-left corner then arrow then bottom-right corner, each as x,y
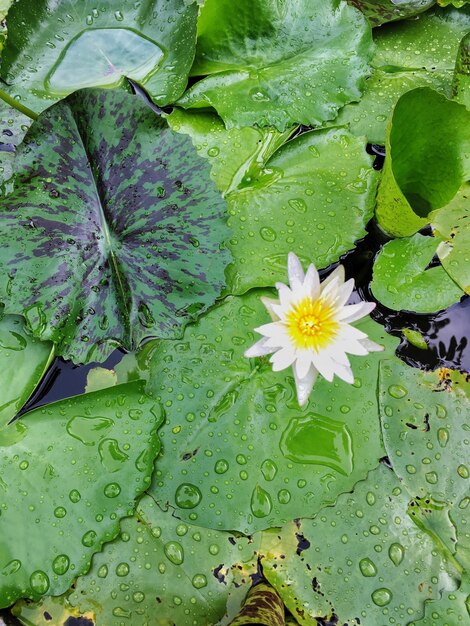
146,290 -> 399,534
371,233 -> 464,313
379,360 -> 470,570
69,495 -> 257,626
375,88 -> 470,237
335,7 -> 470,143
177,0 -> 373,131
0,315 -> 53,429
0,0 -> 198,114
431,184 -> 470,295
0,381 -> 162,607
347,0 -> 436,26
169,111 -> 378,293
452,32 -> 470,107
410,576 -> 470,626
261,465 -> 451,625
0,88 -> 230,364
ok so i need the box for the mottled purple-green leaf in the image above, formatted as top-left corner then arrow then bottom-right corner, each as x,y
0,89 -> 230,363
0,0 -> 198,114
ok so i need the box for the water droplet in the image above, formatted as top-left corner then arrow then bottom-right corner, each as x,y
116,562 -> 130,577
388,543 -> 404,566
164,541 -> 184,565
359,558 -> 377,577
214,459 -> 229,474
209,544 -> 219,555
278,489 -> 291,504
30,570 -> 50,595
207,147 -> 219,157
99,438 -> 129,472
82,530 -> 97,547
236,454 -> 247,465
1,560 -> 21,576
261,459 -> 277,481
52,554 -> 70,575
175,483 -> 202,509
97,565 -> 108,578
104,482 -> 121,498
192,574 -> 207,589
66,415 -> 113,445
366,491 -> 376,506
133,591 -> 145,603
250,485 -> 272,518
436,405 -> 447,419
457,464 -> 469,479
406,464 -> 416,474
371,588 -> 392,606
19,460 -> 29,470
288,198 -> 307,214
54,506 -> 67,518
388,385 -> 407,399
280,414 -> 353,476
425,471 -> 438,484
69,489 -> 81,503
176,523 -> 188,537
260,226 -> 276,242
437,428 -> 449,447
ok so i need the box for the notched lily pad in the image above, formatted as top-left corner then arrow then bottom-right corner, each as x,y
178,0 -> 373,130
0,89 -> 230,363
371,233 -> 464,313
0,381 -> 163,607
0,0 -> 198,113
69,495 -> 257,626
146,291 -> 399,534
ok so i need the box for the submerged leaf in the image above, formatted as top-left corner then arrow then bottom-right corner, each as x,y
261,465 -> 451,626
146,291 -> 399,533
347,0 -> 436,26
69,495 -> 257,626
375,88 -> 470,237
335,6 -> 470,143
178,0 -> 373,130
371,234 -> 464,313
0,382 -> 162,607
0,0 -> 198,114
0,89 -> 230,363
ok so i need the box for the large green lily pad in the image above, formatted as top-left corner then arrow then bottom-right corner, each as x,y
261,465 -> 451,625
370,233 -> 464,313
170,110 -> 378,294
0,382 -> 162,607
453,32 -> 470,107
380,360 -> 470,571
0,315 -> 53,429
146,290 -> 399,534
177,0 -> 373,131
431,184 -> 470,295
0,89 -> 230,364
347,0 -> 436,26
69,495 -> 257,626
375,88 -> 470,237
0,0 -> 198,114
335,7 -> 470,143
410,576 -> 470,626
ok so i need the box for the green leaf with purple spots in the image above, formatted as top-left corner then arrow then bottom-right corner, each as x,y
0,0 -> 198,115
0,88 -> 230,364
0,381 -> 163,608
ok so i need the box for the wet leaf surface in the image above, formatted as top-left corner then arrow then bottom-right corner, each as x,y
0,88 -> 230,363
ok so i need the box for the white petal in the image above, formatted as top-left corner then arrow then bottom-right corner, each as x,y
288,252 -> 305,289
260,296 -> 281,321
339,340 -> 369,355
302,263 -> 321,299
276,282 -> 294,310
255,321 -> 284,338
328,349 -> 351,367
294,366 -> 318,407
295,351 -> 313,379
244,338 -> 273,358
321,265 -> 345,293
331,361 -> 355,384
270,348 -> 296,371
360,338 -> 384,352
338,324 -> 368,341
336,278 -> 355,307
338,301 -> 375,323
311,351 -> 336,382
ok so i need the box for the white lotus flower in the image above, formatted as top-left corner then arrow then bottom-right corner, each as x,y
245,253 -> 383,406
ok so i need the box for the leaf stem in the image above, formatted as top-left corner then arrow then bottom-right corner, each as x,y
0,88 -> 38,120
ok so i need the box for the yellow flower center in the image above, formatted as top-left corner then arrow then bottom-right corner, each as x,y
287,296 -> 339,351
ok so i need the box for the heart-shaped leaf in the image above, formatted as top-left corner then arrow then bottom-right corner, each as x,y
335,7 -> 470,143
177,0 -> 373,131
261,465 -> 451,626
168,110 -> 379,294
0,89 -> 230,364
69,495 -> 257,626
0,0 -> 198,114
380,359 -> 470,570
375,88 -> 470,237
146,290 -> 399,533
371,233 -> 464,312
0,382 -> 162,607
0,314 -> 53,429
